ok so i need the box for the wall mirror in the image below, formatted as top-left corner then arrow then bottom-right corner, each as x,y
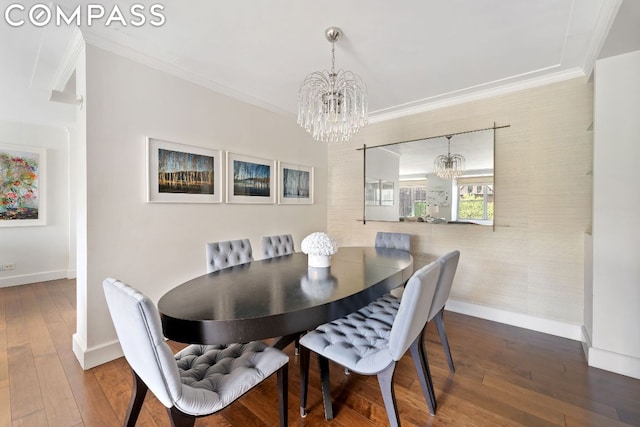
363,127 -> 497,226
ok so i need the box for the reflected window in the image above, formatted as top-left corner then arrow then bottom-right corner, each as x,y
457,182 -> 494,221
399,180 -> 427,217
366,179 -> 394,206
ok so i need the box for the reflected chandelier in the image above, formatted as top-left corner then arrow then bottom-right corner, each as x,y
297,27 -> 368,143
434,135 -> 466,179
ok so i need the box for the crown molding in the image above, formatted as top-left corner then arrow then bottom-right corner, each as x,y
368,68 -> 586,123
80,29 -> 295,119
77,28 -> 589,126
582,0 -> 623,80
52,28 -> 84,91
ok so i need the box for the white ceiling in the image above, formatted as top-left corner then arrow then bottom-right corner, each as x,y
1,0 -> 637,129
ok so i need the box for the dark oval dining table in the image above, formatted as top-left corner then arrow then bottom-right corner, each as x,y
158,246 -> 414,349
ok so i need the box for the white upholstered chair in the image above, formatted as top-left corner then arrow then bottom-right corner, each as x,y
298,261 -> 441,426
205,239 -> 253,273
262,234 -> 295,258
374,232 -> 411,252
103,278 -> 288,427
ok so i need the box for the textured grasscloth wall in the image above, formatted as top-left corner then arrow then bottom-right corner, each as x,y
328,77 -> 593,325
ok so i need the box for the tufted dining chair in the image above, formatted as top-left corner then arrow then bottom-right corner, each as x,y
374,232 -> 411,252
427,250 -> 460,373
103,278 -> 288,427
262,234 -> 295,258
205,239 -> 253,273
332,249 -> 461,417
376,232 -> 411,300
298,261 -> 441,426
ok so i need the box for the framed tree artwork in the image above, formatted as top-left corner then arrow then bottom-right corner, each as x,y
146,137 -> 223,203
226,152 -> 276,204
278,162 -> 313,204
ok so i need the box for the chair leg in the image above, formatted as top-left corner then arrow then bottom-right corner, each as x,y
410,330 -> 437,415
377,363 -> 400,427
299,345 -> 310,417
124,371 -> 147,427
277,364 -> 288,427
317,354 -> 334,420
434,309 -> 455,373
167,406 -> 195,427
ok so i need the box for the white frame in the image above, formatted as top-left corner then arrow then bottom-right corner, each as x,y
278,162 -> 314,204
146,137 -> 223,203
226,152 -> 276,204
0,143 -> 46,227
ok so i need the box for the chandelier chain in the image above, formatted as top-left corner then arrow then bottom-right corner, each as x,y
331,42 -> 336,74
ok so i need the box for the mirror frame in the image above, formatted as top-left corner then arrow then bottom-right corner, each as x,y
359,123 -> 509,229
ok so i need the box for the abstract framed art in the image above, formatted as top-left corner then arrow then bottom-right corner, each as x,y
146,137 -> 222,203
226,152 -> 276,204
0,143 -> 46,227
278,162 -> 313,204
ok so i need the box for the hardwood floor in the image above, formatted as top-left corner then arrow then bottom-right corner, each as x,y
1,279 -> 639,427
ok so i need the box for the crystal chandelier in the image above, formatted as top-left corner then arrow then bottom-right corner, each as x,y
297,27 -> 368,143
434,135 -> 466,179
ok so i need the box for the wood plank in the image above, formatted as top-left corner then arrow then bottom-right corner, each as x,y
7,343 -> 44,420
57,348 -> 121,427
34,353 -> 83,426
31,282 -> 64,325
112,356 -> 166,427
11,410 -> 48,427
19,286 -> 56,358
3,287 -> 23,322
93,356 -> 160,427
48,306 -> 120,427
49,285 -> 76,333
0,379 -> 10,427
0,325 -> 8,390
0,288 -> 7,331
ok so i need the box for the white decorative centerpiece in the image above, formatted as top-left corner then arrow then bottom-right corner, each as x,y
301,232 -> 338,268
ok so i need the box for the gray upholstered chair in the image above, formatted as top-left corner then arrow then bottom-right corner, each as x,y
298,261 -> 441,426
338,249 -> 460,416
375,232 -> 411,252
427,250 -> 460,373
262,234 -> 295,258
103,278 -> 288,427
205,239 -> 253,273
376,232 -> 411,300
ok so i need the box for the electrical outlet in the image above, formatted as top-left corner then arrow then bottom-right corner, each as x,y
2,263 -> 15,270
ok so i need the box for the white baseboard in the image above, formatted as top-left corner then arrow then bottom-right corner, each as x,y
581,325 -> 592,360
0,270 -> 69,288
445,299 -> 583,341
72,333 -> 123,370
581,326 -> 640,379
445,302 -> 640,379
67,269 -> 77,279
588,347 -> 640,379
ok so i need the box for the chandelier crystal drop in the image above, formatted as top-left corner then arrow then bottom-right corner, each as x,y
434,135 -> 466,179
297,27 -> 368,143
